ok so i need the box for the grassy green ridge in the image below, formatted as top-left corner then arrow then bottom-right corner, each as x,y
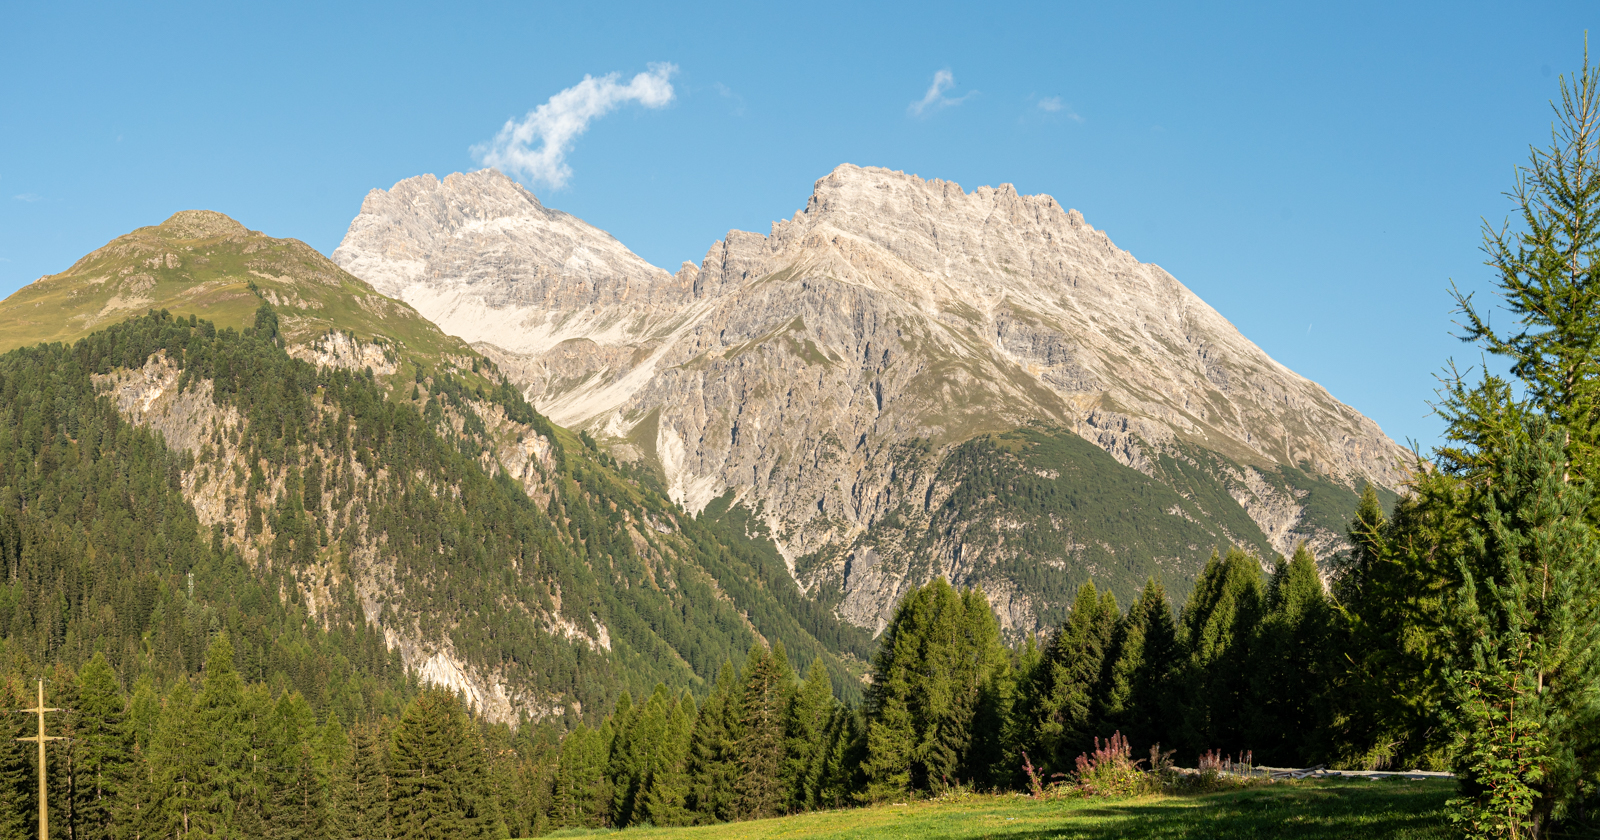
0,209 -> 478,377
531,779 -> 1453,840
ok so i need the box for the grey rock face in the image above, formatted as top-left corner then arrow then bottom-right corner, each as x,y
334,164 -> 1411,632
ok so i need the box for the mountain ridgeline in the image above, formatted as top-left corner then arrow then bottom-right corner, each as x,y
0,162 -> 1407,730
333,165 -> 1408,634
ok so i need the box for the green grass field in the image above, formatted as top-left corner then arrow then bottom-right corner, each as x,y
538,779 -> 1454,839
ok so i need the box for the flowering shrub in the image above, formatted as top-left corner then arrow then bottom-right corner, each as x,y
1073,731 -> 1159,797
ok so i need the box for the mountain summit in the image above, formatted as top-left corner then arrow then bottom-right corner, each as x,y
335,165 -> 1409,632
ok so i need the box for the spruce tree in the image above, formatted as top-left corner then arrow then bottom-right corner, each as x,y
143,679 -> 204,840
782,659 -> 834,812
331,721 -> 390,840
551,720 -> 614,828
0,677 -> 32,840
1179,548 -> 1264,755
1448,419 -> 1600,837
1334,475 -> 1463,770
863,579 -> 1013,797
611,686 -> 672,827
1251,545 -> 1334,766
194,634 -> 252,836
388,690 -> 500,840
261,691 -> 323,840
735,643 -> 794,819
684,661 -> 740,823
960,586 -> 1014,791
639,691 -> 696,826
1023,582 -> 1118,774
73,653 -> 130,840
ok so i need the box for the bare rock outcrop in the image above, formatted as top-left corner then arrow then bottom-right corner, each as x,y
334,165 -> 1411,633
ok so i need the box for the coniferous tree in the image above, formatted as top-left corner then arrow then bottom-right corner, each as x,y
1448,419 -> 1600,837
610,685 -> 673,827
0,676 -> 32,840
863,579 -> 1013,798
684,662 -> 740,823
782,659 -> 834,811
1021,582 -> 1118,775
960,587 -> 1014,791
142,679 -> 204,840
604,691 -> 641,825
734,643 -> 793,819
1180,548 -> 1264,755
1251,545 -> 1335,765
1333,477 -> 1462,770
73,653 -> 130,840
194,635 -> 253,837
388,690 -> 500,840
551,721 -> 612,828
639,691 -> 696,826
331,721 -> 390,840
261,691 -> 323,840
1112,578 -> 1183,754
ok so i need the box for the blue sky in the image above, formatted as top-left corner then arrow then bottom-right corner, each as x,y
2,1 -> 1595,450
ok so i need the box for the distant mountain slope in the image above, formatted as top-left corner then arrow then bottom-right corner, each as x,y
0,213 -> 872,724
334,166 -> 1409,634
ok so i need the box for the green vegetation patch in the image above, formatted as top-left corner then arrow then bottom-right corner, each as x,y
528,779 -> 1453,839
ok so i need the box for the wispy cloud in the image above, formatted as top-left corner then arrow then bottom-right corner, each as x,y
13,193 -> 39,202
1036,96 -> 1083,122
909,69 -> 973,117
473,63 -> 677,190
714,82 -> 745,116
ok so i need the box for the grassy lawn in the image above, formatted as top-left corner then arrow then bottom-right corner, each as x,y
539,778 -> 1454,840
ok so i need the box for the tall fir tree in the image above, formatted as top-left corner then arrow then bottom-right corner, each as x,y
1180,548 -> 1264,756
388,690 -> 501,840
1115,578 -> 1183,754
781,659 -> 834,812
1334,477 -> 1462,770
194,634 -> 252,837
1448,419 -> 1600,837
639,691 -> 697,827
1022,582 -> 1118,775
683,662 -> 740,823
0,676 -> 32,840
330,721 -> 390,840
73,653 -> 130,840
734,643 -> 794,820
1251,545 -> 1335,766
863,579 -> 1013,798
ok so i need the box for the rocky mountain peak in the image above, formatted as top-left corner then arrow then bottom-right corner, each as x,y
335,163 -> 1412,633
160,209 -> 249,239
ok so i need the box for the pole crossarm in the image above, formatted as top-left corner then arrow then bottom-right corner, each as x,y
14,680 -> 62,840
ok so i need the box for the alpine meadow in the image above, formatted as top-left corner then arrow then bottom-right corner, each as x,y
3,14 -> 1600,840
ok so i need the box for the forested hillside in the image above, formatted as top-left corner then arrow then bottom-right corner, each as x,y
0,307 -> 871,730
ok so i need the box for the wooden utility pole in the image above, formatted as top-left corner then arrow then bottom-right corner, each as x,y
18,680 -> 63,840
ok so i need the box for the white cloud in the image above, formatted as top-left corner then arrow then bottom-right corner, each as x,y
1035,95 -> 1084,123
13,193 -> 39,202
473,63 -> 677,190
910,69 -> 972,116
